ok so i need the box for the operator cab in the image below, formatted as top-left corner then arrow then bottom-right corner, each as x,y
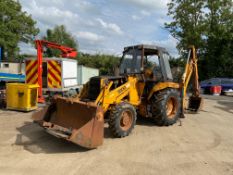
119,45 -> 173,82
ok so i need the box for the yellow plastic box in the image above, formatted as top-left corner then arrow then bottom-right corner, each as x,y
6,83 -> 39,111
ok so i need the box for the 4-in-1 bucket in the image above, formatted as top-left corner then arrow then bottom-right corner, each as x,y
32,96 -> 104,149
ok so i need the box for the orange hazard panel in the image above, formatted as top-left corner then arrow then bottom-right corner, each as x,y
47,60 -> 62,88
26,60 -> 38,84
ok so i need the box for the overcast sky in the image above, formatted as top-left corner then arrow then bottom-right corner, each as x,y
19,0 -> 178,57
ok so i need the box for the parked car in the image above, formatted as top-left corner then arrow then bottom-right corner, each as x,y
200,78 -> 233,94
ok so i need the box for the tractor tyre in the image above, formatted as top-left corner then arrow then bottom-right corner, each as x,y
151,88 -> 181,126
108,103 -> 137,138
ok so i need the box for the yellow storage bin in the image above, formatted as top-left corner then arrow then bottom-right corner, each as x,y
6,83 -> 39,111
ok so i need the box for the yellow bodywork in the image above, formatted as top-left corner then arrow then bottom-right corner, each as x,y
79,76 -> 181,114
147,82 -> 180,100
80,76 -> 141,113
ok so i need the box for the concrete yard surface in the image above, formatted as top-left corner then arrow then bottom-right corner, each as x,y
0,95 -> 233,175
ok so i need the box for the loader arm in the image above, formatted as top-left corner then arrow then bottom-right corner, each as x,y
181,46 -> 203,111
95,76 -> 140,112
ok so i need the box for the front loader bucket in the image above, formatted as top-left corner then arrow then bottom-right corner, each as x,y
33,97 -> 104,149
187,96 -> 203,112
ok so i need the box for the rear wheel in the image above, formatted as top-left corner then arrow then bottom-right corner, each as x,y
151,88 -> 181,126
108,103 -> 137,138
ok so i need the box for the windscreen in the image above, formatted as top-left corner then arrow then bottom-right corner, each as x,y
120,49 -> 142,74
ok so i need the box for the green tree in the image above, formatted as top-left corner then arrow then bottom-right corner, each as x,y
165,0 -> 233,80
0,0 -> 39,60
165,0 -> 205,51
43,25 -> 78,57
203,0 -> 233,78
78,53 -> 120,75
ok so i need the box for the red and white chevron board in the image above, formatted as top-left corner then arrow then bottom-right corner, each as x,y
26,60 -> 62,89
47,60 -> 62,88
25,60 -> 38,84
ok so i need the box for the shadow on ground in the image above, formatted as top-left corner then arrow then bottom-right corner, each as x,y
215,100 -> 233,115
15,121 -> 118,154
14,117 -> 161,154
15,122 -> 90,154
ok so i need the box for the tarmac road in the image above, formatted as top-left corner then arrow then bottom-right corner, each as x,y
0,95 -> 233,175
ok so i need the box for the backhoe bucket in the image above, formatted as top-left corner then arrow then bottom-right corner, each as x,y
32,97 -> 104,149
187,96 -> 203,112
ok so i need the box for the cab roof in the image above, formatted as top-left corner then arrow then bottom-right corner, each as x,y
123,44 -> 169,55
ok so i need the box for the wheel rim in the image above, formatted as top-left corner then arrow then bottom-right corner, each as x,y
120,110 -> 133,131
166,97 -> 178,119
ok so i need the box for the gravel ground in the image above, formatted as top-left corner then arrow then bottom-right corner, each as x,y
0,95 -> 233,175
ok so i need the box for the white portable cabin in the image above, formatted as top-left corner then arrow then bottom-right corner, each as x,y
77,65 -> 99,85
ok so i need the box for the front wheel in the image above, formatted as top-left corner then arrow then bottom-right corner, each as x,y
108,103 -> 137,138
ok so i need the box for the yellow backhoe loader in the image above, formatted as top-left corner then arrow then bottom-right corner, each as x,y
33,45 -> 203,149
